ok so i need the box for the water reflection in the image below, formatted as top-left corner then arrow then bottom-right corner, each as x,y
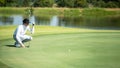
35,16 -> 50,25
13,15 -> 23,25
0,15 -> 120,29
50,16 -> 59,26
0,16 -> 13,25
29,16 -> 35,24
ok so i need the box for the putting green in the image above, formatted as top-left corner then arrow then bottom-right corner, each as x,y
0,32 -> 120,68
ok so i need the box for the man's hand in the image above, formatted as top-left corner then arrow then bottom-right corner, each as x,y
20,43 -> 25,48
32,24 -> 34,26
22,45 -> 26,48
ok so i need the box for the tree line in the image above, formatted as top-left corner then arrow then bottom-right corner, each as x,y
0,0 -> 120,8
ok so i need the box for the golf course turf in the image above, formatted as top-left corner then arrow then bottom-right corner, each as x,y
0,26 -> 120,68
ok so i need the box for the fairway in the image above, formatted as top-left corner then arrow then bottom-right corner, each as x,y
0,31 -> 120,68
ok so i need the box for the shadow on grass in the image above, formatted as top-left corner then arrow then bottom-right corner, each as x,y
5,45 -> 15,47
0,61 -> 12,68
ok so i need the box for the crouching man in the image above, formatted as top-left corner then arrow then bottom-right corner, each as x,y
13,18 -> 34,48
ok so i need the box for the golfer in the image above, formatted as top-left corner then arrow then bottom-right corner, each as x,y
13,18 -> 34,48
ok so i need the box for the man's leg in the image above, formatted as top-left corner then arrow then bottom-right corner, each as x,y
22,35 -> 32,43
13,35 -> 21,47
14,42 -> 21,47
22,35 -> 32,48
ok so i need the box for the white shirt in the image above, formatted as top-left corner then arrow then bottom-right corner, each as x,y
14,25 -> 34,36
13,25 -> 34,44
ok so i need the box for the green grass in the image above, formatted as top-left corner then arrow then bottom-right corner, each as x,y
0,26 -> 120,68
0,7 -> 119,17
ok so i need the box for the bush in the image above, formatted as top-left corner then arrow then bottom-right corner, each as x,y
96,0 -> 106,8
106,1 -> 118,8
74,0 -> 88,8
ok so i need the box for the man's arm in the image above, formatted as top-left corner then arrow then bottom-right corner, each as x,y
27,24 -> 35,34
20,43 -> 25,48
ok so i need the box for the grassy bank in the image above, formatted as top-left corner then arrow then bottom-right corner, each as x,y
82,8 -> 120,17
0,7 -> 25,16
0,7 -> 120,17
0,26 -> 120,68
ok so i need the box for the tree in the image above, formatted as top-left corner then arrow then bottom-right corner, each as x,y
0,0 -> 5,6
57,0 -> 88,8
34,0 -> 54,7
106,1 -> 118,8
0,0 -> 119,8
86,0 -> 120,8
96,0 -> 106,7
65,0 -> 74,8
56,0 -> 66,7
74,0 -> 88,8
22,0 -> 31,7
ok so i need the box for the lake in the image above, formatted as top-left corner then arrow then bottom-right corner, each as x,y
0,15 -> 120,29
